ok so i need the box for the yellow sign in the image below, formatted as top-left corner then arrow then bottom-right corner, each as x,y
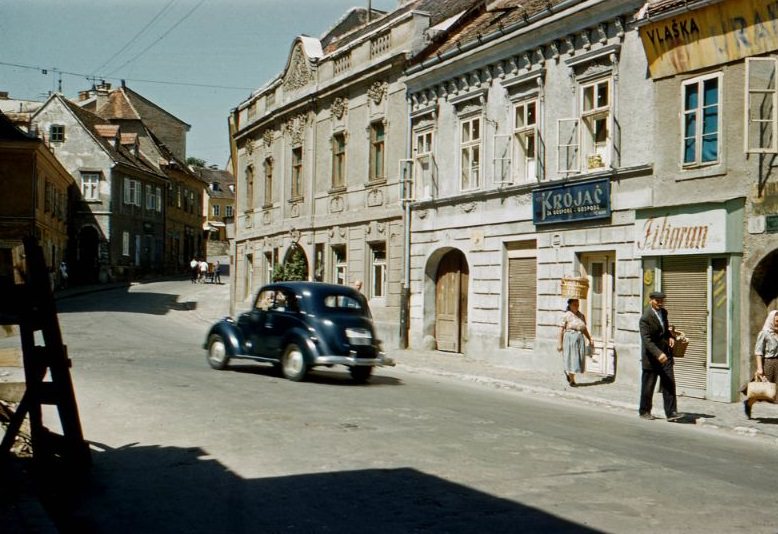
640,0 -> 778,78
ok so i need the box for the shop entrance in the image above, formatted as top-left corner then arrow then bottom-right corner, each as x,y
580,253 -> 616,376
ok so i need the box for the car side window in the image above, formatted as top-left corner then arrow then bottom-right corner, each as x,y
255,290 -> 274,311
270,289 -> 297,313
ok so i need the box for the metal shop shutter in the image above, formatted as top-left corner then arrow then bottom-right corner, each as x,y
508,257 -> 536,346
662,256 -> 708,397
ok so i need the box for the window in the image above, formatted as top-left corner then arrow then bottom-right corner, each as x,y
682,74 -> 720,166
124,178 -> 141,206
225,205 -> 233,217
81,172 -> 100,201
333,246 -> 347,285
513,99 -> 539,182
370,243 -> 386,299
145,184 -> 155,210
263,158 -> 273,207
460,116 -> 481,190
156,187 -> 162,212
332,133 -> 346,188
291,147 -> 303,199
49,124 -> 65,143
122,231 -> 130,256
746,57 -> 777,153
44,182 -> 52,212
213,204 -> 221,217
414,130 -> 436,199
369,122 -> 385,182
557,77 -> 613,175
581,78 -> 611,170
246,165 -> 254,211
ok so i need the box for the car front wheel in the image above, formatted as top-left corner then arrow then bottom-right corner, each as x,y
282,343 -> 308,381
350,366 -> 372,384
207,334 -> 230,370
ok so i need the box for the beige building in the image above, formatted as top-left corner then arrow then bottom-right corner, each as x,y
229,1 -> 476,345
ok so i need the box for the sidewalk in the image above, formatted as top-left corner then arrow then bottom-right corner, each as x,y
390,348 -> 778,444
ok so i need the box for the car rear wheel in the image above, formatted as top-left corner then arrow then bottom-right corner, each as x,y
282,343 -> 308,381
350,366 -> 372,384
207,334 -> 230,370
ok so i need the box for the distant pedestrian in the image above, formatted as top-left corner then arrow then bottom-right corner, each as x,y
638,291 -> 682,422
199,259 -> 208,283
742,310 -> 778,419
214,260 -> 221,284
190,257 -> 198,283
353,280 -> 363,292
557,298 -> 593,387
58,260 -> 68,289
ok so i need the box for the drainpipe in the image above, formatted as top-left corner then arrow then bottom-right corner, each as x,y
399,92 -> 412,349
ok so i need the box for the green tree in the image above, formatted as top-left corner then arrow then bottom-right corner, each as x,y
283,247 -> 308,281
187,156 -> 207,168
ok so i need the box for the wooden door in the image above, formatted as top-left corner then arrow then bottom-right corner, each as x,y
582,254 -> 616,376
436,250 -> 467,352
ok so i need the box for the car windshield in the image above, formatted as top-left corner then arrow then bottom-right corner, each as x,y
323,294 -> 364,312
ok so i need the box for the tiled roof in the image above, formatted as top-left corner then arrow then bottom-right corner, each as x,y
416,0 -> 570,60
643,0 -> 718,18
60,96 -> 164,178
96,90 -> 140,120
120,132 -> 138,145
94,124 -> 120,138
192,167 -> 235,200
322,0 -> 481,55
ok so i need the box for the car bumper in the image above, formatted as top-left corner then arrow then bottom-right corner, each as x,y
313,353 -> 396,367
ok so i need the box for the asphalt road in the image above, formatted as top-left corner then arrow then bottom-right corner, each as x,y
49,280 -> 778,533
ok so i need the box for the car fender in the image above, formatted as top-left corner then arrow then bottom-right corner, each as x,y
281,326 -> 322,364
205,319 -> 244,357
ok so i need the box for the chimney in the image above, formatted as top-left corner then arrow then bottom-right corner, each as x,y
95,81 -> 112,110
0,91 -> 8,100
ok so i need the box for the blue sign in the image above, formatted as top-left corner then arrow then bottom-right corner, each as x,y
533,178 -> 611,225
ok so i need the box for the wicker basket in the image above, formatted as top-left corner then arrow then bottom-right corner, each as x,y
560,276 -> 589,299
673,330 -> 689,358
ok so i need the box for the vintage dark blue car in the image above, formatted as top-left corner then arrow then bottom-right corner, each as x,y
204,281 -> 392,383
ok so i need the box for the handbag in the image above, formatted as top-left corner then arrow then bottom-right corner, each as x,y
747,376 -> 777,402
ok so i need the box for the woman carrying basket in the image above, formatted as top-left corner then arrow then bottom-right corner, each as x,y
743,310 -> 778,419
557,298 -> 594,387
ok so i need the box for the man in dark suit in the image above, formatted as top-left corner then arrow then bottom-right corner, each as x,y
639,291 -> 682,422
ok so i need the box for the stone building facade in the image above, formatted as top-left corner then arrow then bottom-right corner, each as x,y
403,0 -> 656,385
229,1 -> 476,345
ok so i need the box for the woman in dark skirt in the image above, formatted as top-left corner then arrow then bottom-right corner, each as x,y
743,310 -> 778,418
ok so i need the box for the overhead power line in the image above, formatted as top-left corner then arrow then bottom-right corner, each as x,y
106,0 -> 208,76
91,0 -> 179,76
0,60 -> 254,92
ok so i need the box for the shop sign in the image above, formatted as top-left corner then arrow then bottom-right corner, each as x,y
635,209 -> 728,256
532,178 -> 610,225
640,0 -> 778,78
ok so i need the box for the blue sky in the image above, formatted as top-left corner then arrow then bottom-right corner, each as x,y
1,0 -> 398,167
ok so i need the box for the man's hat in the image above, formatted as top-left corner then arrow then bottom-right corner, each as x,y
648,291 -> 666,300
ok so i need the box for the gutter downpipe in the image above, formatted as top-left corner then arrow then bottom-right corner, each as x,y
399,92 -> 412,349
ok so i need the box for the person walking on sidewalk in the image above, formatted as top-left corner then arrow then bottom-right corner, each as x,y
742,310 -> 778,419
557,298 -> 593,387
190,258 -> 198,283
639,291 -> 682,422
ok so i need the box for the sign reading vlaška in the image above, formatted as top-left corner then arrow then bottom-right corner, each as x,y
640,0 -> 778,78
533,178 -> 610,225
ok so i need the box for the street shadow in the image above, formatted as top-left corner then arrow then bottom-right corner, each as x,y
56,287 -> 197,316
227,362 -> 403,386
573,377 -> 615,388
753,417 -> 778,425
671,412 -> 715,424
34,442 -> 602,533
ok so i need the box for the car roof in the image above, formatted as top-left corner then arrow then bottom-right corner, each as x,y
261,281 -> 360,297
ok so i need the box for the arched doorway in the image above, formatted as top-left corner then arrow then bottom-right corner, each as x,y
282,244 -> 309,281
435,249 -> 469,353
750,249 -> 778,349
77,226 -> 100,284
